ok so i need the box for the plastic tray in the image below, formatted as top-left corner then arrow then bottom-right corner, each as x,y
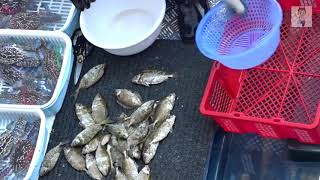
0,107 -> 46,180
0,30 -> 73,117
200,8 -> 320,144
0,0 -> 79,36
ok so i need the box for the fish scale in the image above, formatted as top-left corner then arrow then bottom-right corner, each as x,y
0,65 -> 23,85
0,0 -> 28,15
0,46 -> 25,65
12,139 -> 35,172
43,49 -> 60,79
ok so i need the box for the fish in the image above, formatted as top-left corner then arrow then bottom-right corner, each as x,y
137,165 -> 151,180
122,151 -> 138,180
128,145 -> 141,160
127,120 -> 149,148
74,64 -> 106,101
63,146 -> 86,171
92,93 -> 110,125
105,123 -> 128,139
225,0 -> 246,14
100,133 -> 111,146
110,146 -> 124,168
114,89 -> 143,109
40,142 -> 66,176
151,93 -> 176,127
85,153 -> 103,180
142,142 -> 159,164
12,139 -> 35,172
115,167 -> 127,180
148,115 -> 176,144
71,124 -> 102,146
95,144 -> 111,176
132,70 -> 175,87
75,103 -> 95,128
128,100 -> 155,126
82,134 -> 102,154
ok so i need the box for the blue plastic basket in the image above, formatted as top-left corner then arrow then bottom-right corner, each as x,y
196,0 -> 283,69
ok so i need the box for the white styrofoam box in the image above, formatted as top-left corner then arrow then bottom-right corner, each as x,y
0,108 -> 46,180
0,29 -> 74,117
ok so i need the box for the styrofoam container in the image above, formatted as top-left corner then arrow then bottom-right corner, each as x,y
80,0 -> 166,56
0,0 -> 79,36
0,108 -> 46,180
0,30 -> 73,117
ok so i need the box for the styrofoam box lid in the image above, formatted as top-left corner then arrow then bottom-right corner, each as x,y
0,29 -> 72,110
0,107 -> 46,180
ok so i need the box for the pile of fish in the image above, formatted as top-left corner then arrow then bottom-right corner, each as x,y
0,116 -> 40,179
40,64 -> 177,179
0,1 -> 62,30
0,39 -> 64,105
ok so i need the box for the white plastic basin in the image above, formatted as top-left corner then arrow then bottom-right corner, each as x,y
80,0 -> 166,56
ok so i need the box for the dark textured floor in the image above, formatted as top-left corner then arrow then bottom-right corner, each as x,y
40,40 -> 216,180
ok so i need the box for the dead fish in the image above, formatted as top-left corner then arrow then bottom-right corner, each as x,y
74,64 -> 106,101
132,70 -> 175,87
101,133 -> 111,146
92,93 -> 110,125
143,142 -> 159,164
128,145 -> 141,160
151,93 -> 176,127
82,134 -> 102,154
110,146 -> 124,168
71,124 -> 102,146
114,89 -> 143,109
122,151 -> 138,180
105,123 -> 128,139
115,167 -> 127,180
128,100 -> 155,126
226,0 -> 246,14
127,120 -> 149,148
148,115 -> 176,144
63,146 -> 86,171
40,142 -> 66,176
96,144 -> 111,176
75,103 -> 95,128
85,153 -> 103,180
137,165 -> 151,180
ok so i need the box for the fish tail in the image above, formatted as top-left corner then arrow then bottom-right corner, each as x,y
71,88 -> 80,103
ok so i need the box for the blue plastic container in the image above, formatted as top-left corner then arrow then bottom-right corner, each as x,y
196,0 -> 283,69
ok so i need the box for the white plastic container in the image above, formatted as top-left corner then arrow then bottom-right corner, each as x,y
0,108 -> 46,180
0,0 -> 79,36
0,30 -> 74,117
80,0 -> 166,56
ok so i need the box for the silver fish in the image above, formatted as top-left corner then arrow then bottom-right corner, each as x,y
142,142 -> 159,164
132,70 -> 175,87
95,144 -> 111,176
128,100 -> 155,126
74,64 -> 106,101
137,165 -> 151,180
226,0 -> 246,14
105,123 -> 128,139
85,153 -> 103,180
75,103 -> 95,128
128,145 -> 141,160
100,133 -> 111,146
122,151 -> 138,180
148,115 -> 176,144
82,134 -> 102,154
151,93 -> 176,127
63,146 -> 86,171
114,89 -> 143,109
127,120 -> 149,148
110,146 -> 124,168
71,124 -> 102,146
40,142 -> 65,176
92,93 -> 110,125
115,167 -> 127,180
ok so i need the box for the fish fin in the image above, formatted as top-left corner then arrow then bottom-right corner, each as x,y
116,100 -> 132,109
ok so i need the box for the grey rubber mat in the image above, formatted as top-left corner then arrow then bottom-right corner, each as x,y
40,40 -> 216,180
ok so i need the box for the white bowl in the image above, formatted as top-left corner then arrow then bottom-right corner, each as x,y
80,0 -> 166,56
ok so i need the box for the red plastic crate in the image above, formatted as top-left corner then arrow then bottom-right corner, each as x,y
200,4 -> 320,144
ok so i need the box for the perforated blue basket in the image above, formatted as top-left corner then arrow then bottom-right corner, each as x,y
196,0 -> 283,69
